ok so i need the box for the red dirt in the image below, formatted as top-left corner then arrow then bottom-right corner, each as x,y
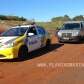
0,35 -> 84,84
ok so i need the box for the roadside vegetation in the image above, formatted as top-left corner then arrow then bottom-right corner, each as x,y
37,15 -> 84,29
0,14 -> 84,32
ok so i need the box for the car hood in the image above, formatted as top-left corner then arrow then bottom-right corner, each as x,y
0,36 -> 19,44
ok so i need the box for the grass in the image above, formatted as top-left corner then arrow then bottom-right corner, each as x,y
0,20 -> 64,31
36,21 -> 64,30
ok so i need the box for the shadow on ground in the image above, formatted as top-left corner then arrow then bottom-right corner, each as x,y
61,38 -> 84,44
0,43 -> 64,62
63,41 -> 84,44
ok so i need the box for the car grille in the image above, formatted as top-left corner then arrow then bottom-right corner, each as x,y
62,33 -> 72,38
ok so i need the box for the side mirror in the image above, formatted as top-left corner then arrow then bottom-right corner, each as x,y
27,33 -> 34,36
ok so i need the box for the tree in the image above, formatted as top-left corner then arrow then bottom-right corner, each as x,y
51,15 -> 71,22
0,15 -> 6,20
63,15 -> 71,21
19,16 -> 27,21
0,15 -> 27,21
73,15 -> 84,21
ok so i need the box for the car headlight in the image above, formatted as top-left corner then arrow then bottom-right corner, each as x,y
2,42 -> 14,48
72,32 -> 79,36
58,32 -> 62,37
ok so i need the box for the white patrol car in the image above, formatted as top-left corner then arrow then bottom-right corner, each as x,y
0,24 -> 51,59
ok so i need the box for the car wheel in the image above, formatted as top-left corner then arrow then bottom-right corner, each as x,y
18,45 -> 28,59
58,40 -> 62,43
46,39 -> 51,48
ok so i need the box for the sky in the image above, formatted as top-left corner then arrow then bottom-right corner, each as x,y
0,0 -> 84,22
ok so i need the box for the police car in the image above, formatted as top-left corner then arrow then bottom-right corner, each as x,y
0,25 -> 51,59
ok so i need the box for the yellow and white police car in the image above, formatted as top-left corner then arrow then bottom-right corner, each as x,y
0,25 -> 51,59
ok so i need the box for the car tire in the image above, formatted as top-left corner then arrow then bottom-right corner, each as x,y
58,40 -> 62,43
46,39 -> 51,48
18,45 -> 28,59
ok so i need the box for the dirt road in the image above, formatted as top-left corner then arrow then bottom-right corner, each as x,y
0,36 -> 84,84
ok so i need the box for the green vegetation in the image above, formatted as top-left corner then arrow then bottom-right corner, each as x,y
51,15 -> 71,22
0,15 -> 84,30
37,15 -> 84,29
72,15 -> 84,21
0,15 -> 27,21
36,21 -> 64,29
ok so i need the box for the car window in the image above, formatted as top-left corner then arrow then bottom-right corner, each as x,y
0,27 -> 28,36
37,27 -> 46,35
1,28 -> 20,36
62,23 -> 80,30
27,27 -> 37,35
81,23 -> 84,30
20,27 -> 28,35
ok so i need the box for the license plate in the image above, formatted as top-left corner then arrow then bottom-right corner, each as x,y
63,37 -> 69,40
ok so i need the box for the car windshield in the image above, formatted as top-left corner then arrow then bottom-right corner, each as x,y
62,23 -> 80,30
0,27 -> 28,36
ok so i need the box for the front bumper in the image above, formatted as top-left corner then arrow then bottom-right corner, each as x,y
58,36 -> 80,42
0,47 -> 18,59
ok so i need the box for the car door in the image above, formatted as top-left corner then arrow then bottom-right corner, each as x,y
82,22 -> 84,36
37,27 -> 46,47
26,26 -> 41,52
80,23 -> 84,37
